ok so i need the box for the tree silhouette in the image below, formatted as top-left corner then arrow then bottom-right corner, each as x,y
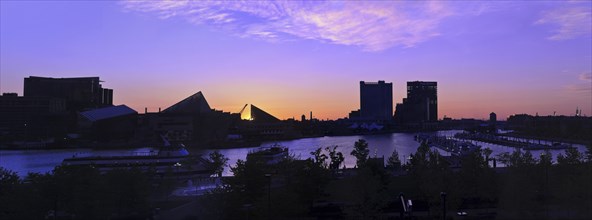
209,150 -> 229,177
557,147 -> 584,165
327,146 -> 344,170
310,147 -> 328,169
351,139 -> 369,168
386,148 -> 401,170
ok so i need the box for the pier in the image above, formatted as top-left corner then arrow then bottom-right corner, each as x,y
453,132 -> 573,150
415,134 -> 481,156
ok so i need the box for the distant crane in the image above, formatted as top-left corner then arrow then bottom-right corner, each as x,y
238,104 -> 248,115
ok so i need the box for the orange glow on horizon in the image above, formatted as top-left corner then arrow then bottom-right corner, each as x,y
114,78 -> 591,121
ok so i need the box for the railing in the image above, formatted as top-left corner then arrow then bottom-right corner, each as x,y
132,151 -> 158,156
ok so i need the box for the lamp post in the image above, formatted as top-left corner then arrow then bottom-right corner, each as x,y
264,173 -> 272,220
399,193 -> 406,218
440,192 -> 447,220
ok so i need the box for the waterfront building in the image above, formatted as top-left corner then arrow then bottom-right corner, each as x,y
394,81 -> 438,123
238,104 -> 298,140
78,105 -> 137,142
489,112 -> 497,132
162,91 -> 211,114
490,112 -> 497,123
359,81 -> 393,121
0,93 -> 68,138
24,76 -> 113,112
140,91 -> 236,147
507,114 -> 591,141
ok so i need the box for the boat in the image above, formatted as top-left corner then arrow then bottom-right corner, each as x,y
246,144 -> 289,165
63,137 -> 214,179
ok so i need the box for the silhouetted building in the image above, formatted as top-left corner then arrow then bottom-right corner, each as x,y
78,105 -> 137,142
394,81 -> 438,123
348,110 -> 361,119
139,91 -> 236,148
250,104 -> 279,123
238,104 -> 298,140
0,93 -> 68,138
507,114 -> 591,141
488,112 -> 498,133
162,92 -> 211,114
24,76 -> 113,112
359,81 -> 393,121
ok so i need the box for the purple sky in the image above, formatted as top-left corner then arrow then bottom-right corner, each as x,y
1,1 -> 591,120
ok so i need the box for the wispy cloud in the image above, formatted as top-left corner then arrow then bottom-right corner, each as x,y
535,4 -> 592,40
121,1 -> 456,51
565,72 -> 592,93
579,72 -> 592,82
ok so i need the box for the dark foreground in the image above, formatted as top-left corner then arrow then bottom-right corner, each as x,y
1,142 -> 591,220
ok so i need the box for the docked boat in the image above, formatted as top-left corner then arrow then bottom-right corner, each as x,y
246,144 -> 289,165
63,139 -> 214,179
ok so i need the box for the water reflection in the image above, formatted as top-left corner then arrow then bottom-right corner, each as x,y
1,131 -> 587,177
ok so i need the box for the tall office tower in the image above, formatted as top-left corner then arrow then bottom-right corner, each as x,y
407,81 -> 437,122
24,76 -> 113,111
359,81 -> 393,121
394,81 -> 438,123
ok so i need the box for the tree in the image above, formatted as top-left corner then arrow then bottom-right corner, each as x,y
557,147 -> 583,165
522,150 -> 537,165
0,167 -> 20,196
310,147 -> 328,169
386,149 -> 401,170
458,149 -> 496,202
326,146 -> 344,170
585,144 -> 592,162
0,167 -> 23,218
406,142 -> 460,215
497,149 -> 537,168
351,139 -> 369,168
406,141 -> 429,173
538,150 -> 552,166
482,148 -> 493,165
209,150 -> 229,177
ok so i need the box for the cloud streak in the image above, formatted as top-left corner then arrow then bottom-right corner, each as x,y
579,72 -> 592,82
565,72 -> 592,93
121,1 -> 455,51
535,4 -> 592,40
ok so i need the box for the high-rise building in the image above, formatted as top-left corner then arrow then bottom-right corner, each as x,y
359,81 -> 393,121
394,81 -> 438,123
24,76 -> 113,112
489,112 -> 497,123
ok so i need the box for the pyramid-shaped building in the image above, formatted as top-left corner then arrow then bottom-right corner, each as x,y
250,104 -> 280,123
163,91 -> 212,114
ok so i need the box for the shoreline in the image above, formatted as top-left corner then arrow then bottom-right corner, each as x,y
3,129 -> 587,152
498,133 -> 591,146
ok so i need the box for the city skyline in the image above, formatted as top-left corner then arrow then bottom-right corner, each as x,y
1,1 -> 591,120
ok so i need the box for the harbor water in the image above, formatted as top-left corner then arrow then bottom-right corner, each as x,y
1,131 -> 587,177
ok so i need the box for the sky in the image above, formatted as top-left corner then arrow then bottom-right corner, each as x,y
1,0 -> 591,120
